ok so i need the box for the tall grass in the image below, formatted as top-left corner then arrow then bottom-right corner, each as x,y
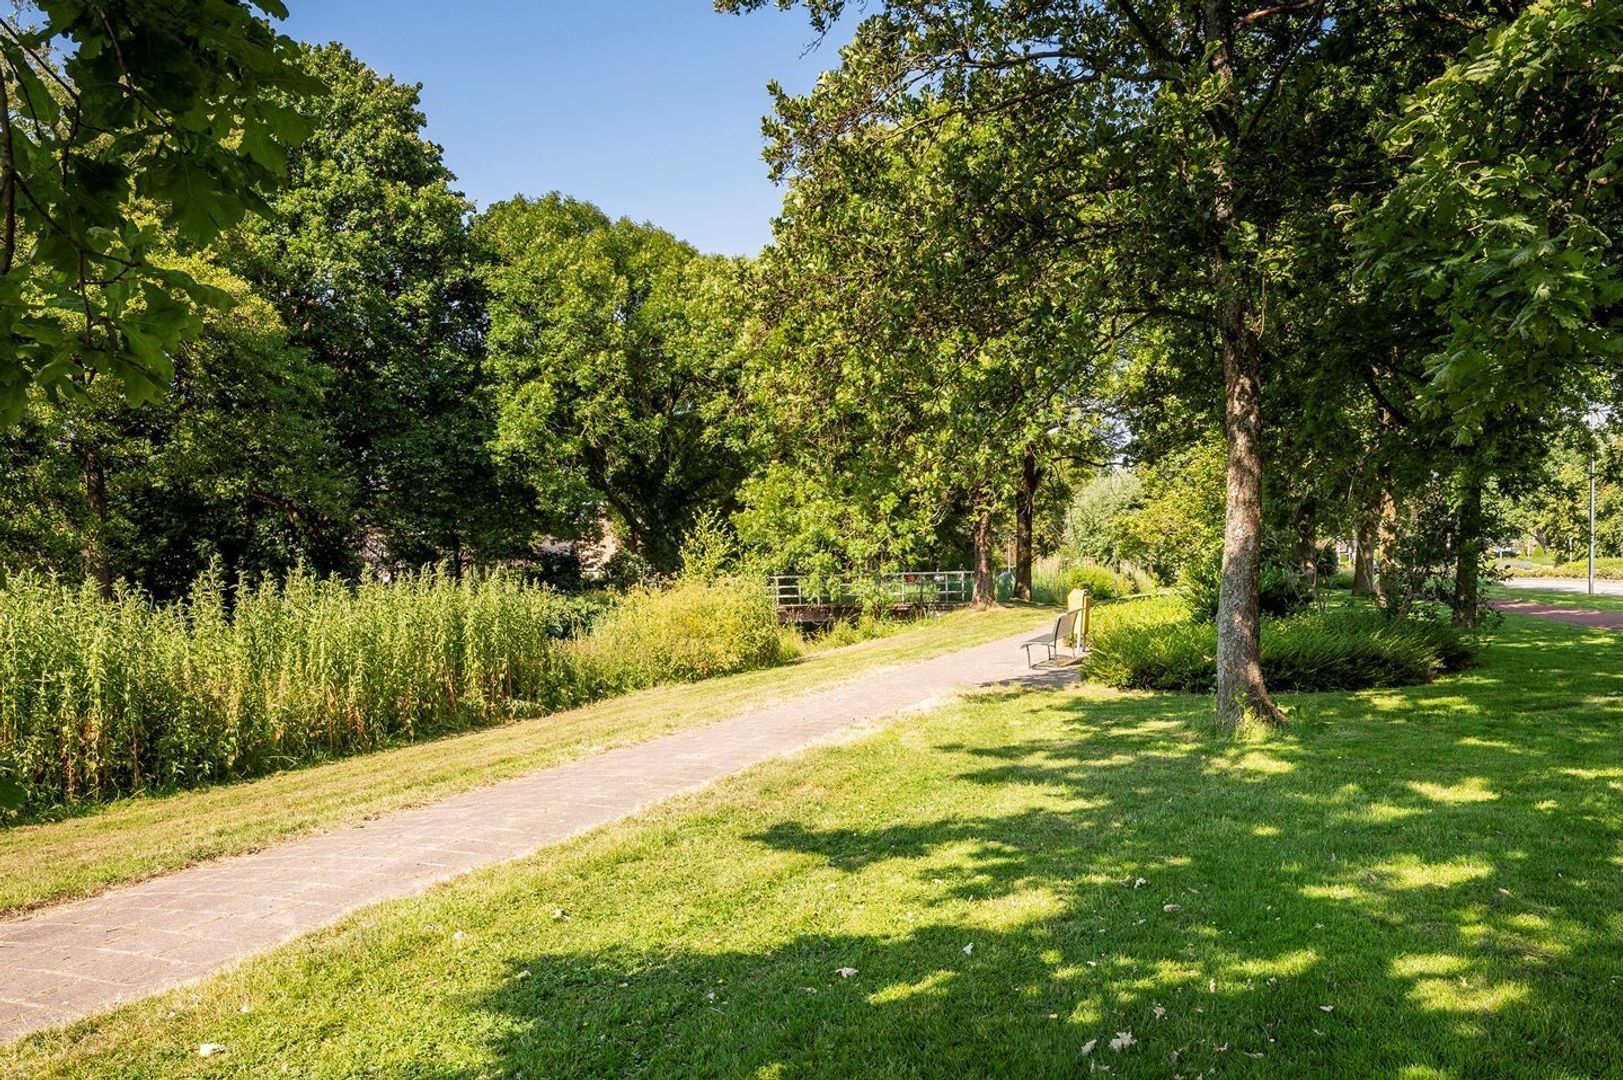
0,568 -> 787,812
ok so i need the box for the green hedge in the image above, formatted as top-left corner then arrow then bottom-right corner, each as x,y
1082,597 -> 1475,693
1506,557 -> 1623,580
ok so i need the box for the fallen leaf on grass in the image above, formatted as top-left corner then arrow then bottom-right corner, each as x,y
1110,1031 -> 1136,1051
962,943 -> 975,955
198,1044 -> 224,1058
1153,1005 -> 1166,1019
1081,1039 -> 1097,1056
1319,1005 -> 1334,1013
835,967 -> 858,979
1163,904 -> 1182,913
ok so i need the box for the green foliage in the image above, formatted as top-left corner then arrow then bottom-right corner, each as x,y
477,194 -> 752,571
1061,470 -> 1143,566
1121,440 -> 1227,584
0,253 -> 355,596
0,566 -> 587,808
1510,557 -> 1623,581
231,44 -> 520,571
677,510 -> 738,583
1180,550 -> 1310,623
0,0 -> 322,419
1083,598 -> 1475,694
1026,558 -> 1144,605
1358,0 -> 1623,439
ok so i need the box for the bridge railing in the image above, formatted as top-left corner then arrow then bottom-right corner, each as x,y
768,571 -> 974,610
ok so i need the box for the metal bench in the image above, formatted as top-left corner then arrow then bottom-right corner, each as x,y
1024,608 -> 1088,668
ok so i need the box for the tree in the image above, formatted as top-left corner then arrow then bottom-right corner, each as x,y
1062,470 -> 1143,567
0,0 -> 320,421
229,44 -> 520,572
476,194 -> 754,572
0,252 -> 353,597
738,106 -> 1103,606
724,0 -> 1488,724
1358,0 -> 1621,442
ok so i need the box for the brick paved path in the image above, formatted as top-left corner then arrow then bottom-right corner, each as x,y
1492,599 -> 1623,631
0,622 -> 1069,1043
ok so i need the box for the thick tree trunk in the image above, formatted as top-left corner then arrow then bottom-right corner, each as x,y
76,435 -> 114,600
972,506 -> 996,608
1215,305 -> 1283,728
1203,0 -> 1283,730
1452,475 -> 1484,628
1014,445 -> 1038,602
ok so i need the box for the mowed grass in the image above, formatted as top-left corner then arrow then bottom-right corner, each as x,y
7,611 -> 1623,1078
0,605 -> 1051,916
1489,582 -> 1623,615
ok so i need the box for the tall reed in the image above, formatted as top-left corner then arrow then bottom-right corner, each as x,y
0,566 -> 779,812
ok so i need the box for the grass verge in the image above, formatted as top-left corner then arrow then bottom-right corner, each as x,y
1488,582 -> 1623,615
6,611 -> 1622,1077
0,605 -> 1051,916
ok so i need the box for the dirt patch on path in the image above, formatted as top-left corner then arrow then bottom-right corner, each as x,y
1492,599 -> 1623,631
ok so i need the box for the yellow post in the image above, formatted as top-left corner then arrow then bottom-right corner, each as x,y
1066,588 -> 1089,649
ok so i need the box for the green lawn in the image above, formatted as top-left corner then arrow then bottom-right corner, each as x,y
1488,582 -> 1623,614
0,605 -> 1050,917
8,610 -> 1622,1077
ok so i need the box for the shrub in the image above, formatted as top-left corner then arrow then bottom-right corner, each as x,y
1507,556 -> 1623,581
574,575 -> 796,687
1083,598 -> 1476,693
1031,558 -> 1137,605
1180,550 -> 1309,622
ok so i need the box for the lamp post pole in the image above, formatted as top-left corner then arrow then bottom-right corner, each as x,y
1591,441 -> 1597,596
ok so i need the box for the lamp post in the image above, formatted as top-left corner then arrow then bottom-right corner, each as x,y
1585,403 -> 1609,597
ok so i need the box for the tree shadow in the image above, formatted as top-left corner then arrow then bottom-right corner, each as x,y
420,620 -> 1623,1078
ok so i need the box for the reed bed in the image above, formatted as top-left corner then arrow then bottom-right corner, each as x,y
0,567 -> 788,812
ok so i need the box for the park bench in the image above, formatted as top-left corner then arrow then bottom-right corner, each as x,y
1024,608 -> 1088,668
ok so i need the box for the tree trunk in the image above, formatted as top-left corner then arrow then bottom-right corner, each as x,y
1215,304 -> 1283,728
1203,0 -> 1283,730
1376,486 -> 1400,613
1353,492 -> 1378,596
1014,445 -> 1038,602
1452,475 -> 1484,628
76,433 -> 114,600
1293,498 -> 1318,594
972,506 -> 996,608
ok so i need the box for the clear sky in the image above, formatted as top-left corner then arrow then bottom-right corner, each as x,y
277,2 -> 852,256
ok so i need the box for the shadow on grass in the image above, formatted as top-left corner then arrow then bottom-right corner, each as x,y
431,616 -> 1623,1078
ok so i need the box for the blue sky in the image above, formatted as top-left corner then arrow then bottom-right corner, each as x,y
278,2 -> 852,256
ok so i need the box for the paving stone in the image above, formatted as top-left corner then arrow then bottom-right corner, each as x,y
0,622 -> 1067,1043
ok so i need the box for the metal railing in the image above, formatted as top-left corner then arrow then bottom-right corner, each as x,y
768,571 -> 975,610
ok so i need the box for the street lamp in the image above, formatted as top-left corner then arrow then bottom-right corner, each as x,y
1586,404 -> 1610,597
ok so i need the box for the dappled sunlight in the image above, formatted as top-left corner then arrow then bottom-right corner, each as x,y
22,616 -> 1621,1078
1207,750 -> 1297,776
1407,778 -> 1499,804
865,968 -> 956,1005
1370,854 -> 1494,890
1336,801 -> 1423,825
